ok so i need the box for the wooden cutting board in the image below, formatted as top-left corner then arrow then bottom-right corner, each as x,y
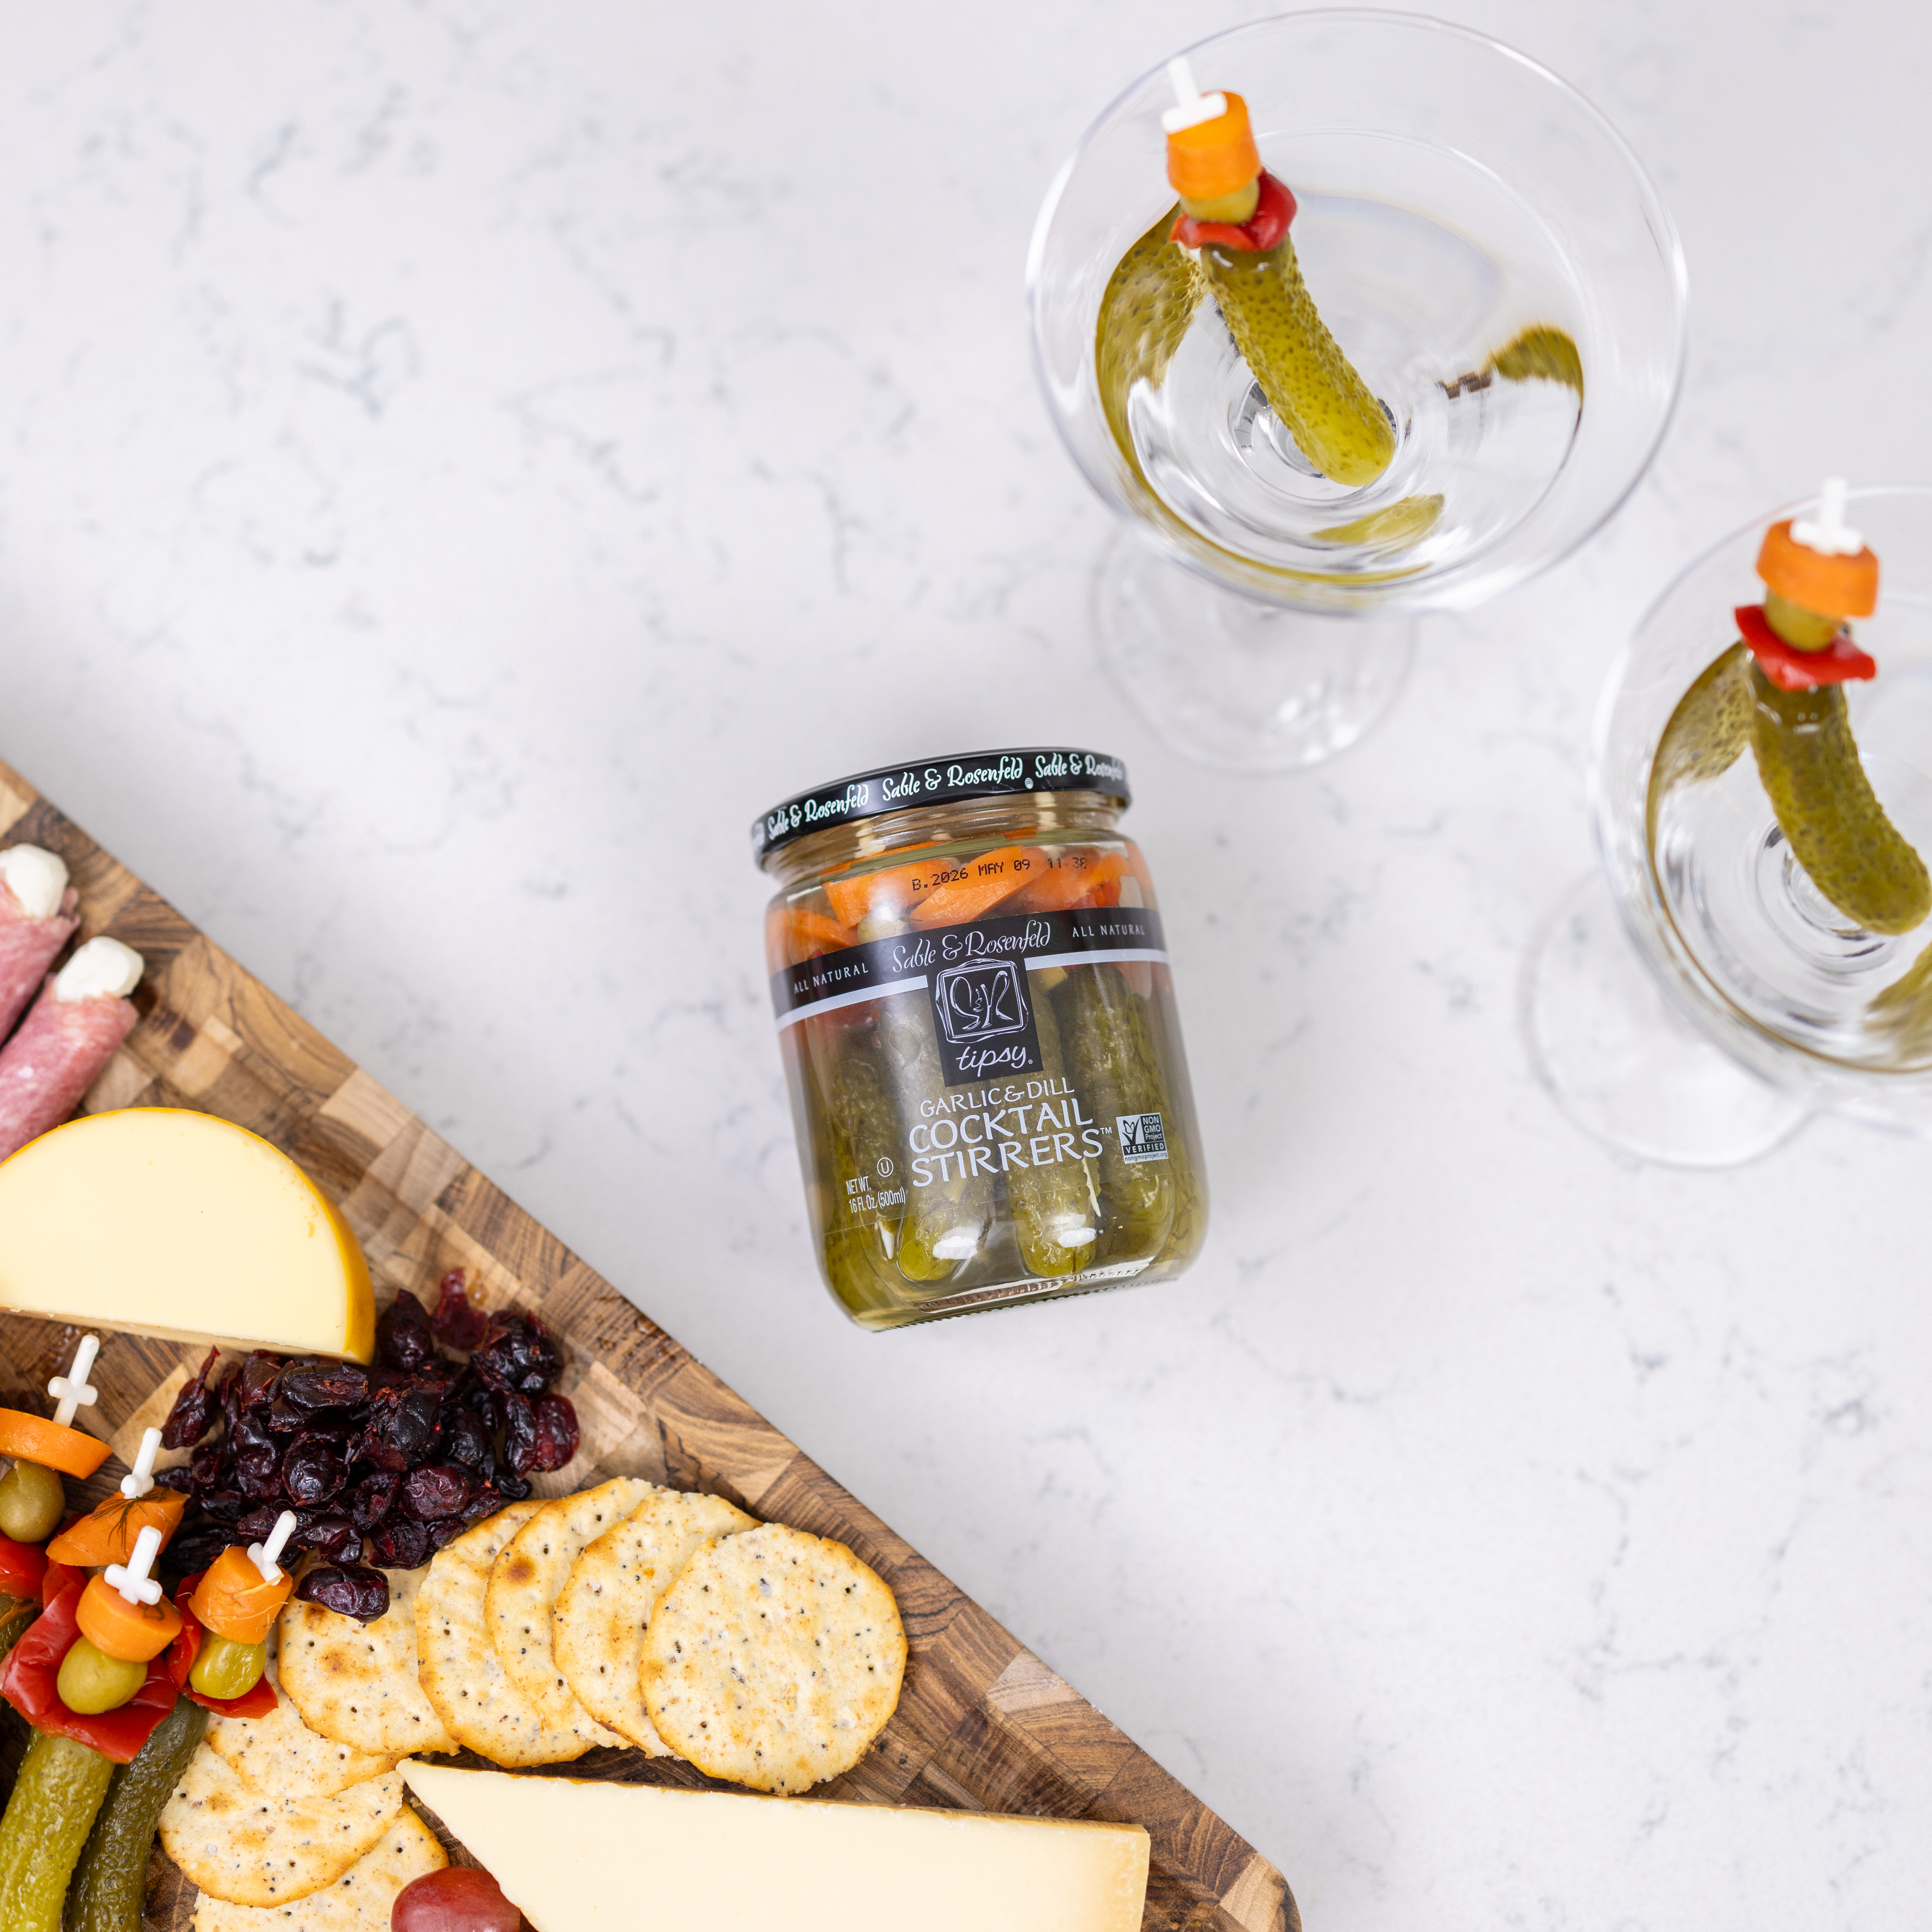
0,756 -> 1297,1932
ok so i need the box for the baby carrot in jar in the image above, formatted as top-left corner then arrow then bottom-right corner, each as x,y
753,749 -> 1206,1330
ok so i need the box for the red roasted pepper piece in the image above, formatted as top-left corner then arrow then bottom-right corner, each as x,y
1737,603 -> 1876,691
1170,170 -> 1296,253
41,1559 -> 83,1609
172,1574 -> 278,1719
0,1578 -> 183,1763
0,1534 -> 47,1601
1739,611 -> 1870,696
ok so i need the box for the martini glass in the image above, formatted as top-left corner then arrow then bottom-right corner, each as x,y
1528,484 -> 1932,1165
1027,10 -> 1687,770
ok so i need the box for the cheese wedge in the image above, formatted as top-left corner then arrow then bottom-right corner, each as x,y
403,1762 -> 1151,1932
0,1108 -> 374,1361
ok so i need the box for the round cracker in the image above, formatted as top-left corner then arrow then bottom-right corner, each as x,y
415,1501 -> 612,1765
206,1642 -> 398,1797
278,1567 -> 456,1760
641,1522 -> 906,1793
554,1489 -> 756,1753
158,1743 -> 404,1907
190,1802 -> 447,1932
484,1477 -> 656,1745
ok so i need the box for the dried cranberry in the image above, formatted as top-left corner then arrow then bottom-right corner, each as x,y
189,1440 -> 226,1489
276,1362 -> 369,1417
458,1483 -> 505,1528
526,1394 -> 579,1474
439,1403 -> 491,1470
195,1489 -> 249,1526
160,1525 -> 230,1583
234,1444 -> 283,1501
295,1564 -> 389,1622
431,1270 -> 490,1352
353,1383 -> 443,1473
470,1312 -> 561,1395
283,1434 -> 348,1507
161,1347 -> 224,1449
370,1518 -> 430,1568
352,1472 -> 401,1535
297,1514 -> 364,1564
496,1391 -> 530,1472
154,1465 -> 195,1494
379,1290 -> 436,1372
426,1517 -> 468,1551
400,1464 -> 473,1522
494,1470 -> 531,1503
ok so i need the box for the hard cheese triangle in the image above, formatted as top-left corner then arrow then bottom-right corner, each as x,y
0,1108 -> 374,1360
403,1762 -> 1151,1932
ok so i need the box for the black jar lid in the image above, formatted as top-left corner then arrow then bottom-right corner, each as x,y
753,747 -> 1130,864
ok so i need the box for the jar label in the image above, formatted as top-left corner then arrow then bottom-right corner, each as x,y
774,906 -> 1169,1093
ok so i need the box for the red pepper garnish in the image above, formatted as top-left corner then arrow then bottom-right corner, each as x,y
172,1573 -> 278,1718
0,1578 -> 181,1763
1737,604 -> 1876,691
1171,170 -> 1296,253
41,1559 -> 83,1609
0,1534 -> 47,1601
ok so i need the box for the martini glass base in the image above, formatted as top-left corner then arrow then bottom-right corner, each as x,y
1524,870 -> 1808,1167
1094,532 -> 1416,772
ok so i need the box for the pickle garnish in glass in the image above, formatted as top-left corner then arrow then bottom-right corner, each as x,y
1052,963 -> 1176,1263
1003,980 -> 1099,1279
1096,206 -> 1201,487
1737,486 -> 1931,937
1647,643 -> 1753,845
1150,60 -> 1393,489
1489,325 -> 1584,396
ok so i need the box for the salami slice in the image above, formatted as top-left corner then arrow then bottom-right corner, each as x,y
0,854 -> 79,1043
0,938 -> 143,1162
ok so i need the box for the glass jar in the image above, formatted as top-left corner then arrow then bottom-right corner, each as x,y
754,749 -> 1207,1329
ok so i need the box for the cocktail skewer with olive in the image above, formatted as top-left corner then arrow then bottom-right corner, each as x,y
1097,57 -> 1394,490
1740,483 -> 1930,935
185,1508 -> 296,1701
0,1333 -> 110,1545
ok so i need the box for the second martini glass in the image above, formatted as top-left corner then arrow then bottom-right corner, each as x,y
1027,10 -> 1688,769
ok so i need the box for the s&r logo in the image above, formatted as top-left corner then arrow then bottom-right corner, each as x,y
933,960 -> 1029,1043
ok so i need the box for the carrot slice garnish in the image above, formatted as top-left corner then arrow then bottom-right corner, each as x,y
76,1571 -> 183,1662
1010,853 -> 1127,915
909,847 -> 1042,928
0,1409 -> 109,1479
1166,90 -> 1261,201
188,1545 -> 292,1645
46,1489 -> 185,1568
1756,520 -> 1878,618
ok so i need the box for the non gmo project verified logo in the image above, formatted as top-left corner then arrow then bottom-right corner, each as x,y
1117,1112 -> 1168,1164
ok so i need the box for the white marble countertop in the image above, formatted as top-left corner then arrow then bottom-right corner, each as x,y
6,2 -> 1931,1925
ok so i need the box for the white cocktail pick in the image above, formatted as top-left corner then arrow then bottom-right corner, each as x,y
1792,476 -> 1864,557
120,1427 -> 162,1501
1161,55 -> 1227,133
47,1334 -> 100,1428
105,1524 -> 164,1606
248,1509 -> 298,1585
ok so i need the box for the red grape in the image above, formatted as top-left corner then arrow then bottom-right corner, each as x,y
392,1864 -> 520,1932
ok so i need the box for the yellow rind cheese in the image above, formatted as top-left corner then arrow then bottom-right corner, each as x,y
0,1108 -> 374,1362
402,1762 -> 1151,1932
